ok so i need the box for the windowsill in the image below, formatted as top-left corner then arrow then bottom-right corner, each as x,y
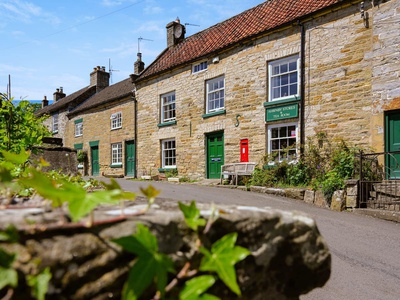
192,69 -> 208,75
75,135 -> 82,137
158,120 -> 177,128
110,163 -> 123,168
111,127 -> 122,131
158,167 -> 177,173
52,131 -> 58,134
263,96 -> 300,107
202,109 -> 226,119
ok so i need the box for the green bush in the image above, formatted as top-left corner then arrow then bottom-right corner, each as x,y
250,135 -> 363,200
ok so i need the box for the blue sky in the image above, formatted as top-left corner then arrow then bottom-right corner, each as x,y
0,0 -> 265,100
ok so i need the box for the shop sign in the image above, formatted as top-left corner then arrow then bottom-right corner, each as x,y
266,103 -> 298,121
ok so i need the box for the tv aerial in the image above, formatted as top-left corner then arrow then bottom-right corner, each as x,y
138,37 -> 153,53
108,58 -> 119,84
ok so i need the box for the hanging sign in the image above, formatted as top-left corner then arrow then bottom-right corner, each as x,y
266,103 -> 298,121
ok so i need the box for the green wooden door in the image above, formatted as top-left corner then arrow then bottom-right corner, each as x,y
125,140 -> 135,177
207,132 -> 224,179
386,111 -> 400,179
91,146 -> 100,176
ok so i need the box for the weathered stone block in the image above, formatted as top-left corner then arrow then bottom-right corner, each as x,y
331,190 -> 346,212
314,190 -> 330,208
346,195 -> 358,209
304,190 -> 315,204
2,200 -> 331,300
285,188 -> 306,200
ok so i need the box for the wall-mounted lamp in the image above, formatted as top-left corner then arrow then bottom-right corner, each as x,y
212,56 -> 220,64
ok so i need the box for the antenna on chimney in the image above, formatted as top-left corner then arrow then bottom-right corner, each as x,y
138,37 -> 153,53
184,22 -> 200,27
108,58 -> 119,84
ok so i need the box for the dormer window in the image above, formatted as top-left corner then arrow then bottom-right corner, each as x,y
193,61 -> 208,74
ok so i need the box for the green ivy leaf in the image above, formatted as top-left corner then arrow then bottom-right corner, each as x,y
179,275 -> 220,300
140,185 -> 161,208
0,225 -> 19,243
113,223 -> 175,300
199,233 -> 250,296
0,266 -> 18,290
68,189 -> 122,222
19,169 -> 86,208
27,267 -> 52,300
0,150 -> 30,165
178,201 -> 206,231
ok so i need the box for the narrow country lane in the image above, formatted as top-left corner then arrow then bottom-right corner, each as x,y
106,179 -> 400,300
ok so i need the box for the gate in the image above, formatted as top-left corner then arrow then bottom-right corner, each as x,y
358,150 -> 400,211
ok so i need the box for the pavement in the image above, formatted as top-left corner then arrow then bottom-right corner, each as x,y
193,179 -> 400,223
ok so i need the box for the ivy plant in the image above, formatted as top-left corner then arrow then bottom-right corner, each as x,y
114,201 -> 251,299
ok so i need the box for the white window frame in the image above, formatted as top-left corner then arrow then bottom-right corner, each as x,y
206,76 -> 225,113
268,55 -> 300,102
193,61 -> 208,73
52,113 -> 59,133
267,123 -> 298,164
111,142 -> 122,165
111,112 -> 122,130
75,121 -> 83,137
161,139 -> 176,168
161,92 -> 176,123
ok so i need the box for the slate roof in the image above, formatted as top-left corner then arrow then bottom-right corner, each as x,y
138,0 -> 341,81
35,86 -> 96,116
68,78 -> 134,115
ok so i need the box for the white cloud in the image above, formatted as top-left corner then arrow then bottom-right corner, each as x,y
101,0 -> 123,7
0,0 -> 60,25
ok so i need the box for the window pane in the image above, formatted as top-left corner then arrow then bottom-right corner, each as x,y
281,74 -> 288,85
271,128 -> 279,138
289,61 -> 297,71
280,63 -> 288,73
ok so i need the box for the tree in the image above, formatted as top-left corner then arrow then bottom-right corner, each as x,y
0,93 -> 50,154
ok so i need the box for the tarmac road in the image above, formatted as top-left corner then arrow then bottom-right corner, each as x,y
104,178 -> 400,300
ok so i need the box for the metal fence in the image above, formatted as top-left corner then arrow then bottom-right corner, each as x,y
358,151 -> 400,211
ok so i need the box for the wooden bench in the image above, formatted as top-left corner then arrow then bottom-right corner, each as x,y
220,162 -> 256,185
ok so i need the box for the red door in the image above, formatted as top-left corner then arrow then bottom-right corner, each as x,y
240,139 -> 249,162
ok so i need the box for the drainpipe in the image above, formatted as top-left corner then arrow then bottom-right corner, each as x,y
299,21 -> 306,158
133,94 -> 138,178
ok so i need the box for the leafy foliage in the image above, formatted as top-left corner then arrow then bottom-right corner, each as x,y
114,201 -> 250,299
179,275 -> 220,300
27,268 -> 52,300
179,201 -> 206,231
250,135 -> 363,200
0,94 -> 50,154
199,233 -> 250,296
113,223 -> 175,300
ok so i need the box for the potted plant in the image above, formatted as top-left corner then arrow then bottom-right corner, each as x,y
77,150 -> 87,169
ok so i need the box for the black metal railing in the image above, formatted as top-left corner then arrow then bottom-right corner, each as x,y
357,150 -> 400,211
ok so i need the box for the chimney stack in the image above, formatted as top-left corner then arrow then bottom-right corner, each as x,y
134,52 -> 145,75
166,17 -> 186,48
53,86 -> 66,101
42,95 -> 49,108
90,66 -> 110,92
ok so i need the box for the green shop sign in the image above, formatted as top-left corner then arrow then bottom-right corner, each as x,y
266,103 -> 298,121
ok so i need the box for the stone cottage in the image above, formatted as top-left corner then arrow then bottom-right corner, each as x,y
133,0 -> 399,180
36,66 -> 110,146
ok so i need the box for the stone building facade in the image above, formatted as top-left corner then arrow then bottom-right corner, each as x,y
134,0 -> 399,180
65,78 -> 135,177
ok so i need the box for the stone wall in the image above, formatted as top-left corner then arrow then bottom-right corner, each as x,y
135,2 -> 397,180
303,4 -> 373,147
0,200 -> 330,299
65,97 -> 135,177
371,0 -> 400,151
31,146 -> 78,175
